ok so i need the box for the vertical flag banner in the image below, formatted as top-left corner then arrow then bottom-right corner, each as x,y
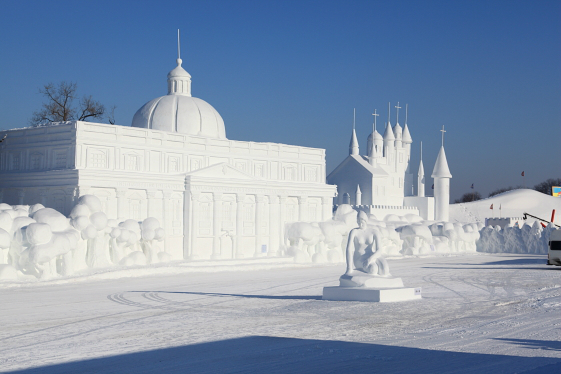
521,171 -> 525,176
490,204 -> 493,209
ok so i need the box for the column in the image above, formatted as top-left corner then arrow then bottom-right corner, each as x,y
146,189 -> 157,218
297,196 -> 308,222
322,196 -> 333,221
39,189 -> 48,207
116,189 -> 127,220
278,195 -> 287,250
268,195 -> 280,256
17,189 -> 25,205
211,192 -> 223,259
189,192 -> 201,259
254,194 -> 264,257
235,193 -> 245,259
162,190 -> 172,254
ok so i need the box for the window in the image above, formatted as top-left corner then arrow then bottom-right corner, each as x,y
191,159 -> 201,171
125,154 -> 138,171
130,201 -> 141,220
12,155 -> 20,170
305,167 -> 317,182
90,151 -> 107,168
30,153 -> 42,170
169,157 -> 178,172
255,164 -> 264,177
55,152 -> 66,169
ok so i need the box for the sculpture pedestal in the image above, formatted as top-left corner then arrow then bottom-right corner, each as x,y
322,286 -> 422,302
323,272 -> 421,302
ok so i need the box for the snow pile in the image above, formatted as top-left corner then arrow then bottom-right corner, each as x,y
286,204 -> 482,263
0,196 -> 167,280
477,221 -> 556,254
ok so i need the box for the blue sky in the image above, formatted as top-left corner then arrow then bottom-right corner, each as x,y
1,0 -> 559,200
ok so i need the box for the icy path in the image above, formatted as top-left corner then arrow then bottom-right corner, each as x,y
1,254 -> 560,373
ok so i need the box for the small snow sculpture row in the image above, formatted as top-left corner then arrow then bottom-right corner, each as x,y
285,204 -> 482,264
0,195 -> 168,280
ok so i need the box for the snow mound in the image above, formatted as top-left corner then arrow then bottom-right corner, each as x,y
450,189 -> 561,225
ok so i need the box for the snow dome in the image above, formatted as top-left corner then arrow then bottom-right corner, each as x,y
131,57 -> 226,139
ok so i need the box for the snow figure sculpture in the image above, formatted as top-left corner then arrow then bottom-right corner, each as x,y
341,211 -> 393,287
323,210 -> 421,302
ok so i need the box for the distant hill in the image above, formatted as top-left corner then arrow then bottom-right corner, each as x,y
450,189 -> 561,225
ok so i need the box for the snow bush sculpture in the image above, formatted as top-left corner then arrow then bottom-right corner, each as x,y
0,195 -> 167,280
477,221 -> 554,254
287,205 -> 482,263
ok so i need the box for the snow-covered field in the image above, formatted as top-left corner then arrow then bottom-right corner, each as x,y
1,253 -> 560,373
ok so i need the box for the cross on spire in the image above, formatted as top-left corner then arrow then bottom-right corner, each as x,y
440,125 -> 446,147
395,102 -> 402,124
372,109 -> 379,132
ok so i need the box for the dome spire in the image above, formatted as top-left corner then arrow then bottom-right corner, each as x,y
167,29 -> 192,96
177,29 -> 182,66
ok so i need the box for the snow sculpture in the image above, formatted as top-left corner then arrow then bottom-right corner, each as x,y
286,204 -> 357,264
0,195 -> 171,281
340,211 -> 395,287
140,217 -> 168,264
477,221 -> 554,254
323,211 -> 422,302
69,196 -> 111,269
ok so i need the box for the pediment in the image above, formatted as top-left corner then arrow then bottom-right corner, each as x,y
185,162 -> 258,180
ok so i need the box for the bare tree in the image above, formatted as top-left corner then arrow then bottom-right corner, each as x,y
30,81 -> 106,125
534,178 -> 561,195
107,105 -> 117,125
454,191 -> 482,203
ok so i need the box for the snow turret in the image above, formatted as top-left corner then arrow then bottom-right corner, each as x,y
431,146 -> 452,178
383,122 -> 395,157
393,122 -> 403,148
355,185 -> 362,205
402,124 -> 412,144
367,130 -> 383,163
349,128 -> 359,156
432,145 -> 452,221
417,159 -> 425,197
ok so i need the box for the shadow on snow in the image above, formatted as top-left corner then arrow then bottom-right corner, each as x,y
6,336 -> 561,374
132,290 -> 323,300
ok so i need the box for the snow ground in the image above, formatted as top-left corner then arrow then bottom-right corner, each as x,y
1,254 -> 560,373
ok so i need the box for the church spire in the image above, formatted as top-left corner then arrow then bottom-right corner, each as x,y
349,108 -> 359,155
418,141 -> 425,197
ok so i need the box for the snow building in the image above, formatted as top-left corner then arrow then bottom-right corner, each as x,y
327,109 -> 450,221
0,52 -> 336,260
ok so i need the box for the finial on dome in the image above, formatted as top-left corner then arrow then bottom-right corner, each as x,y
177,29 -> 182,66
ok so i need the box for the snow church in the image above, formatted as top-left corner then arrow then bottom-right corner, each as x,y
0,52 -> 336,260
327,106 -> 452,222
